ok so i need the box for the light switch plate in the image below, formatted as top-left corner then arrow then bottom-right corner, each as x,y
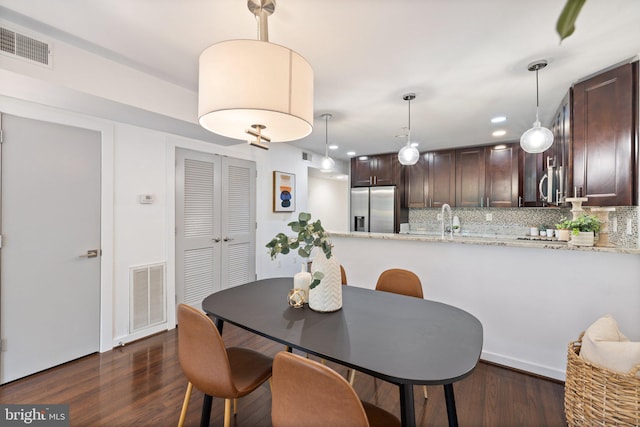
486,213 -> 493,221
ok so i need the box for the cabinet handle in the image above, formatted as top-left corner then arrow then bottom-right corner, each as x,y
369,176 -> 373,185
487,197 -> 490,207
480,197 -> 483,208
518,196 -> 522,207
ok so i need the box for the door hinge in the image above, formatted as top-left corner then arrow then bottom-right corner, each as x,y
0,234 -> 3,248
0,129 -> 4,143
0,338 -> 6,352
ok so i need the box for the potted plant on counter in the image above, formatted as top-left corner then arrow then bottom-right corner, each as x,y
555,217 -> 572,242
564,214 -> 602,247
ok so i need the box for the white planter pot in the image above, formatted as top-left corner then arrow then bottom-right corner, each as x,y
570,231 -> 595,247
309,252 -> 342,312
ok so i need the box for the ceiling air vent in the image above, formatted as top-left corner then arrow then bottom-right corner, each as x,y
0,26 -> 51,67
302,152 -> 312,161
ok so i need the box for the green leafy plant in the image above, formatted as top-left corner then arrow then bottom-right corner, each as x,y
555,217 -> 572,230
265,212 -> 333,289
563,214 -> 602,236
557,0 -> 587,43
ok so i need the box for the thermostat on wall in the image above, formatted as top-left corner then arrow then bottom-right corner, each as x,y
138,194 -> 154,204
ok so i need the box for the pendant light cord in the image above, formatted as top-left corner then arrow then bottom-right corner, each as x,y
324,115 -> 329,157
407,97 -> 412,144
535,68 -> 540,122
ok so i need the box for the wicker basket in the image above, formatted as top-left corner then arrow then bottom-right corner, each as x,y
565,334 -> 640,426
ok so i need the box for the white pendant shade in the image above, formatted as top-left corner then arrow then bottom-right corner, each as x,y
398,143 -> 420,165
198,39 -> 314,142
520,120 -> 554,153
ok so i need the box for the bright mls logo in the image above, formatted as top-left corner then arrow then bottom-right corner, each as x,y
0,405 -> 69,426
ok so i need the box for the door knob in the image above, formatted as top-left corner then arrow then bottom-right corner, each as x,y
223,237 -> 234,242
79,249 -> 99,258
212,237 -> 221,242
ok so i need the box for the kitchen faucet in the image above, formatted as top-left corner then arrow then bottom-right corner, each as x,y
441,203 -> 453,239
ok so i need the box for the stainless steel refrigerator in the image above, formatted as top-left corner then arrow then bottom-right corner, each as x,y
350,186 -> 395,233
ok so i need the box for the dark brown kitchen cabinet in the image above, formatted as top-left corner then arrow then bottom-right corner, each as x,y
351,153 -> 398,187
405,153 -> 429,208
572,61 -> 637,206
404,150 -> 455,208
429,150 -> 456,207
456,146 -> 485,207
456,143 -> 519,207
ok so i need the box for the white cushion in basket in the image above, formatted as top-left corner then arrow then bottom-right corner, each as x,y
580,314 -> 640,377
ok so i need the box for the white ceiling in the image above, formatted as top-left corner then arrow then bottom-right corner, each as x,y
1,0 -> 640,161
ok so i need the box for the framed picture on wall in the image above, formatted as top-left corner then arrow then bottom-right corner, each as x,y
273,171 -> 296,212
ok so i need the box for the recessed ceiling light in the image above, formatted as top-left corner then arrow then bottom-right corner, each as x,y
491,116 -> 507,123
347,151 -> 356,156
329,144 -> 338,150
492,130 -> 507,137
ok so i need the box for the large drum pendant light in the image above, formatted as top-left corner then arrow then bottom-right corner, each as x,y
520,60 -> 554,153
198,0 -> 314,148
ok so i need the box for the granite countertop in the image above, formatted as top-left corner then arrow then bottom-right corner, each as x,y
328,231 -> 640,255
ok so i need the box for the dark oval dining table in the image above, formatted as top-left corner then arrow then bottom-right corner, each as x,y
202,277 -> 483,427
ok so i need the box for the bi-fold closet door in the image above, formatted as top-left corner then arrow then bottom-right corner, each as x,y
175,148 -> 256,308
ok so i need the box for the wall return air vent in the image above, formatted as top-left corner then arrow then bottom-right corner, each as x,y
0,26 -> 51,66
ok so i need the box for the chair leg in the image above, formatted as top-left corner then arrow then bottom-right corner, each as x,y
178,382 -> 192,427
423,385 -> 428,399
233,398 -> 238,415
201,394 -> 213,427
348,369 -> 356,385
224,398 -> 232,427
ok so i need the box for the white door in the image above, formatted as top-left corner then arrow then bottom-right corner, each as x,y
221,157 -> 256,289
175,149 -> 256,308
0,113 -> 101,384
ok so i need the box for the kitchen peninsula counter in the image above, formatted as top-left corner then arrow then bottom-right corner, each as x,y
329,231 -> 640,255
328,232 -> 640,382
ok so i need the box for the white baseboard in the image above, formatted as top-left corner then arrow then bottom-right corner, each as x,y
110,323 -> 170,350
481,350 -> 566,382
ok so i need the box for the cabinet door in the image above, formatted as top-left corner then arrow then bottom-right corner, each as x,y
573,62 -> 636,206
429,150 -> 456,207
372,153 -> 396,186
405,153 -> 429,208
485,144 -> 519,207
456,147 -> 486,207
351,157 -> 374,186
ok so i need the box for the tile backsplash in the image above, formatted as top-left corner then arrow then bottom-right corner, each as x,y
408,206 -> 639,248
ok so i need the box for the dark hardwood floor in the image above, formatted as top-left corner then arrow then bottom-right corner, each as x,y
0,323 -> 567,426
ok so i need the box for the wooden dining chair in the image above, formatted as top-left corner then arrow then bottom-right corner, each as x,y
375,268 -> 423,299
271,351 -> 400,427
176,304 -> 273,427
340,264 -> 348,285
346,269 -> 428,398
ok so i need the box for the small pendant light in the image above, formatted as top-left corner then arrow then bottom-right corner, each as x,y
398,94 -> 420,166
520,60 -> 554,153
320,113 -> 335,170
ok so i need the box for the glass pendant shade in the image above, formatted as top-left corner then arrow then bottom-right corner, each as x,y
321,156 -> 335,170
520,120 -> 554,153
199,40 -> 313,142
520,60 -> 553,154
398,143 -> 420,165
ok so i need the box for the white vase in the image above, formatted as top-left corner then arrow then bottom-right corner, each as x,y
309,251 -> 342,312
570,231 -> 595,247
293,264 -> 312,302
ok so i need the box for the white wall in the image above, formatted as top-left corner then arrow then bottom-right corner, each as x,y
308,174 -> 350,233
331,235 -> 640,381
